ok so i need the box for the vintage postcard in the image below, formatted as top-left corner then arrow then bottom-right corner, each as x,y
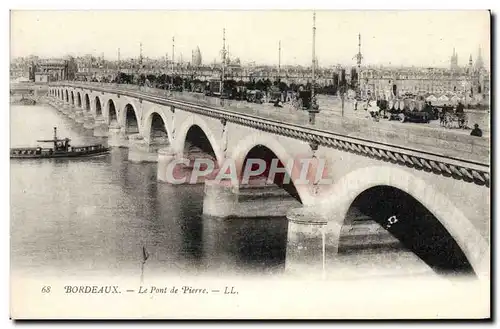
9,9 -> 490,319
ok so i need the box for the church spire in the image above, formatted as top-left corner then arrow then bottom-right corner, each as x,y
450,47 -> 458,70
475,46 -> 484,71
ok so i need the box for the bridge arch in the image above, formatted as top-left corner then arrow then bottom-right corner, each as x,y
76,92 -> 82,108
71,91 -> 75,106
181,125 -> 219,170
231,134 -> 313,205
175,116 -> 223,166
65,89 -> 69,102
142,109 -> 172,144
321,165 -> 488,277
106,99 -> 118,124
123,103 -> 140,134
84,93 -> 91,112
94,96 -> 103,117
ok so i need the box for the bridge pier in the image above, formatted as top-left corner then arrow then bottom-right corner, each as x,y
67,106 -> 77,119
62,104 -> 71,116
157,146 -> 178,182
108,122 -> 128,148
93,117 -> 109,137
202,178 -> 302,219
74,110 -> 85,124
127,134 -> 169,163
285,207 -> 342,278
203,179 -> 239,218
52,100 -> 60,111
50,100 -> 59,112
83,113 -> 95,130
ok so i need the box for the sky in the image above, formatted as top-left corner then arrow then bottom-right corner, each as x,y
10,10 -> 491,68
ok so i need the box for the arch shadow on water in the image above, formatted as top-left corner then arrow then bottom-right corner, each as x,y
347,185 -> 475,276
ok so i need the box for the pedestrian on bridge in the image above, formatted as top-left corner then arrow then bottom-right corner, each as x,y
470,124 -> 483,137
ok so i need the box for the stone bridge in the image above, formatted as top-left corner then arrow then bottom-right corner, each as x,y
47,82 -> 490,278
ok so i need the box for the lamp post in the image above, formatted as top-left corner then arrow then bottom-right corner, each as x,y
354,33 -> 363,99
308,11 -> 319,125
220,28 -> 227,105
117,48 -> 121,83
171,36 -> 175,90
341,85 -> 345,117
164,52 -> 168,92
278,40 -> 281,80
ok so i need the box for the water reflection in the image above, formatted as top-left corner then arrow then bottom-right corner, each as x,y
201,217 -> 288,275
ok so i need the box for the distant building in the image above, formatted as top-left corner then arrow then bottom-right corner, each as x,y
450,48 -> 459,71
34,59 -> 70,81
359,67 -> 489,99
475,47 -> 484,72
34,73 -> 49,84
356,46 -> 489,99
192,46 -> 202,67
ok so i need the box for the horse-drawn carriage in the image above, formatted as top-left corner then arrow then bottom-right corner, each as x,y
292,90 -> 314,111
246,90 -> 264,104
386,98 -> 438,123
437,105 -> 468,129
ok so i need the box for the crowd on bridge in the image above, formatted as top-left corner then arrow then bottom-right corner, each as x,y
71,71 -> 486,138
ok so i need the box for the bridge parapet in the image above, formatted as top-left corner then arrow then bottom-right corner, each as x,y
50,82 -> 490,188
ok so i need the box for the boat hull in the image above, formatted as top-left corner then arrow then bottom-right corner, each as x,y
10,146 -> 110,159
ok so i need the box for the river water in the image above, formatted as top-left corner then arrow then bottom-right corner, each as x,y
11,104 -> 292,280
11,104 -> 437,281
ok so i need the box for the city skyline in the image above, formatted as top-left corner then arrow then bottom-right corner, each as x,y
11,10 -> 490,68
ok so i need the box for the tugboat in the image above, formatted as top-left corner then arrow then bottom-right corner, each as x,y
10,127 -> 109,159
